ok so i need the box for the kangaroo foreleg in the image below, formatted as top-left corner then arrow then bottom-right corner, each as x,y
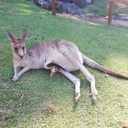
11,66 -> 30,82
11,68 -> 19,82
59,69 -> 80,101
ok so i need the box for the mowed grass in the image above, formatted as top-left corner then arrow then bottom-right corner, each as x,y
0,0 -> 128,128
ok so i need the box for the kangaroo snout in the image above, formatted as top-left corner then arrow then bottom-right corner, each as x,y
18,48 -> 25,59
19,55 -> 24,59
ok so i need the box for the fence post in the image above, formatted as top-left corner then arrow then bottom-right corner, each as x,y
51,0 -> 56,15
108,0 -> 128,24
108,1 -> 113,24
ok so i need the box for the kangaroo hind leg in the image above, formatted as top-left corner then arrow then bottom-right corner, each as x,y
61,53 -> 98,103
59,69 -> 81,101
58,45 -> 98,102
76,62 -> 98,103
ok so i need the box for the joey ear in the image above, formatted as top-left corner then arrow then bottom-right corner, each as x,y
19,29 -> 27,42
7,29 -> 17,43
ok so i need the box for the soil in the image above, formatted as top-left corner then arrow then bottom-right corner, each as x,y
77,14 -> 128,28
59,13 -> 128,28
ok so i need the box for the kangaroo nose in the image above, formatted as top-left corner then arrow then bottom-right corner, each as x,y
19,55 -> 24,59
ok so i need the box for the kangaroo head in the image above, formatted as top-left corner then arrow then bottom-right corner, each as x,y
7,29 -> 27,59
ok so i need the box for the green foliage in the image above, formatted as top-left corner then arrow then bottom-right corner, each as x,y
0,0 -> 128,128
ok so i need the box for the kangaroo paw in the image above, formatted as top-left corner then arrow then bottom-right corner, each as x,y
91,90 -> 98,103
10,78 -> 18,82
75,92 -> 80,102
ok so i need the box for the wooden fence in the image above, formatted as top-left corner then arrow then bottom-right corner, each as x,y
108,0 -> 128,24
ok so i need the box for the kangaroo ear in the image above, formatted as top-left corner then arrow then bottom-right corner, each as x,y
19,29 -> 27,42
7,30 -> 17,43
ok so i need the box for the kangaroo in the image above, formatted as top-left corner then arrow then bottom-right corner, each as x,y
50,65 -> 59,77
7,29 -> 128,103
47,60 -> 66,77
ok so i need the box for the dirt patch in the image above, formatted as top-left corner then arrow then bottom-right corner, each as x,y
78,14 -> 128,28
59,13 -> 128,28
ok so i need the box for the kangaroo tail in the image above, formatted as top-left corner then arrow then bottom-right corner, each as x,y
81,53 -> 128,79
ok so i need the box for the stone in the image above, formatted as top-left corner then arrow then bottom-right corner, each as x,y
72,0 -> 87,8
27,0 -> 93,16
86,0 -> 94,4
56,1 -> 85,15
60,0 -> 72,2
35,0 -> 51,10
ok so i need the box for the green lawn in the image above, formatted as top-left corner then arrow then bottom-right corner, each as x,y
0,0 -> 128,128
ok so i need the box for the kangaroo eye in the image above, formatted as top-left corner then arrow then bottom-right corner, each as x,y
14,47 -> 18,51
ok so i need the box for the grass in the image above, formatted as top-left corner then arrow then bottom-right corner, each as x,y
0,0 -> 128,128
84,0 -> 128,16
